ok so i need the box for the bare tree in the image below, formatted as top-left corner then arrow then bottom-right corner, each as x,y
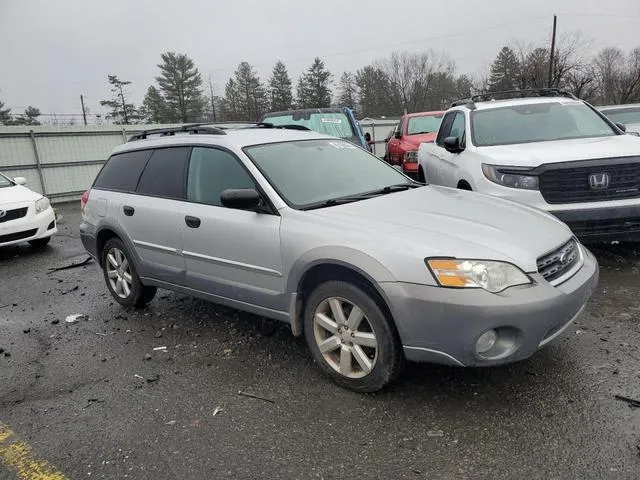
593,47 -> 640,104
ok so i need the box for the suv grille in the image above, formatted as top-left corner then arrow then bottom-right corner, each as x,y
0,207 -> 28,223
537,239 -> 580,283
539,159 -> 640,204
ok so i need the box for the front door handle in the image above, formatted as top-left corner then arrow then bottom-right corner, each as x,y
185,216 -> 201,228
123,205 -> 135,216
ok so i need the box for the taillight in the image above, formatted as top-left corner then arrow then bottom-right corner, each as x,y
80,190 -> 90,214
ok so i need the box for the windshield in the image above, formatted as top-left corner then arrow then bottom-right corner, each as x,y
601,107 -> 640,125
471,101 -> 617,147
0,173 -> 13,188
263,112 -> 356,142
244,139 -> 412,209
407,114 -> 443,135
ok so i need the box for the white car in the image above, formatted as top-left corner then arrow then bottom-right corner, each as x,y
0,172 -> 56,248
598,103 -> 640,135
417,89 -> 640,243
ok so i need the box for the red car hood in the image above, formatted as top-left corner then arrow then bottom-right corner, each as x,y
404,132 -> 437,146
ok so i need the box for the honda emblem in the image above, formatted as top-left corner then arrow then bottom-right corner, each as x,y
589,173 -> 610,190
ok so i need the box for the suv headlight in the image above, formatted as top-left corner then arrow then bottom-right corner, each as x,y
35,196 -> 50,214
482,164 -> 538,190
426,258 -> 531,293
403,151 -> 418,163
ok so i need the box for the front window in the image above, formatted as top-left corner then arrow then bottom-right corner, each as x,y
244,139 -> 412,209
0,173 -> 13,188
601,107 -> 640,125
407,114 -> 443,135
471,101 -> 618,147
264,111 -> 356,142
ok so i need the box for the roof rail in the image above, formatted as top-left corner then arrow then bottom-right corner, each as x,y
450,98 -> 476,110
253,122 -> 311,131
470,88 -> 578,103
128,123 -> 227,141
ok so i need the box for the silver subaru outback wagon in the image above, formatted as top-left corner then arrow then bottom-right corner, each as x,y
80,124 -> 599,392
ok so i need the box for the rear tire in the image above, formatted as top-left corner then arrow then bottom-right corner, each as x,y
29,237 -> 51,249
303,280 -> 404,392
102,238 -> 157,308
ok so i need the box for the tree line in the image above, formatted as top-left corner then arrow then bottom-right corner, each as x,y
1,34 -> 639,126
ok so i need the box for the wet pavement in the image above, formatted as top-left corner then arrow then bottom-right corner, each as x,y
0,203 -> 639,479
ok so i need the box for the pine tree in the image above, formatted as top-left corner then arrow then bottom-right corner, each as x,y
220,79 -> 242,121
11,106 -> 41,126
155,52 -> 205,122
355,66 -> 400,117
336,72 -> 357,108
100,75 -> 138,124
141,86 -> 168,123
489,46 -> 521,92
297,58 -> 332,108
0,100 -> 12,125
233,62 -> 268,121
268,61 -> 293,111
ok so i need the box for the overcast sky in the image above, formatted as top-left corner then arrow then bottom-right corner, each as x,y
1,0 -> 639,117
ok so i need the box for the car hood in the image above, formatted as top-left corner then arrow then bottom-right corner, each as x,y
0,185 -> 40,207
404,132 -> 437,147
305,186 -> 573,273
478,135 -> 640,167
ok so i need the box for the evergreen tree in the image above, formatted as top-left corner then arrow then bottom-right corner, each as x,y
336,72 -> 358,108
268,61 -> 293,111
297,58 -> 332,108
141,86 -> 168,123
488,46 -> 521,92
0,99 -> 12,125
100,75 -> 138,124
155,52 -> 205,122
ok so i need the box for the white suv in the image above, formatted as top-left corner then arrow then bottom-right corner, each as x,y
418,89 -> 640,243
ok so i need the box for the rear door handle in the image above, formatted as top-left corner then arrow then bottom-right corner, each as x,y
185,216 -> 201,228
123,206 -> 135,216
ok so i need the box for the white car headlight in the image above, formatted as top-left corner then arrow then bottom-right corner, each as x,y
426,258 -> 531,293
35,196 -> 50,214
482,164 -> 538,190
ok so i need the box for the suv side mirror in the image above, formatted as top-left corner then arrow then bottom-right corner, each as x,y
220,188 -> 261,211
443,136 -> 462,154
615,122 -> 627,132
13,177 -> 26,185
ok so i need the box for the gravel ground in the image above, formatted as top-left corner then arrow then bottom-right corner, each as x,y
0,203 -> 639,480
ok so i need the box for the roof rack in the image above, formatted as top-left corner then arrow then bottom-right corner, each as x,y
252,122 -> 310,131
451,88 -> 578,110
128,123 -> 227,141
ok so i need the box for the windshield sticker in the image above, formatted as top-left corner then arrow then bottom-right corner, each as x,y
321,118 -> 342,123
328,142 -> 357,149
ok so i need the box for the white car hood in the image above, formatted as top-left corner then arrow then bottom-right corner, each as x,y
0,185 -> 40,207
307,186 -> 573,272
478,135 -> 640,167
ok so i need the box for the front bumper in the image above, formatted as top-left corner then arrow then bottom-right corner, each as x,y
0,206 -> 56,247
552,204 -> 640,243
380,246 -> 599,367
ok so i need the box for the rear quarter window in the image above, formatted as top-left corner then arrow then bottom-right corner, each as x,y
93,149 -> 153,192
136,147 -> 190,200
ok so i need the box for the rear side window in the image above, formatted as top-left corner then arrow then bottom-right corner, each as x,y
93,149 -> 152,192
137,147 -> 190,200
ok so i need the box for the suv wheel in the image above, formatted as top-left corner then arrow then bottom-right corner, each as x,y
304,281 -> 404,392
102,238 -> 157,308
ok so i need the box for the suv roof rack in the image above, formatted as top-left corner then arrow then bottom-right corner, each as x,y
129,123 -> 227,141
252,122 -> 310,131
450,88 -> 578,110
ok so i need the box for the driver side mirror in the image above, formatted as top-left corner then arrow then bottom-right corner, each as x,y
220,188 -> 261,211
13,177 -> 26,185
443,136 -> 463,154
615,122 -> 627,132
394,131 -> 402,139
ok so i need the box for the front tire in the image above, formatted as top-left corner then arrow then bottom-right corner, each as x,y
102,238 -> 156,308
303,280 -> 404,392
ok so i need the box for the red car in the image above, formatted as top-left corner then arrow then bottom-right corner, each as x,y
384,111 -> 444,178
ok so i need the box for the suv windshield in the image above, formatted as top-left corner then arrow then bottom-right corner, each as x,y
407,115 -> 443,135
471,101 -> 617,147
244,139 -> 412,209
601,107 -> 640,125
0,173 -> 13,188
263,112 -> 356,142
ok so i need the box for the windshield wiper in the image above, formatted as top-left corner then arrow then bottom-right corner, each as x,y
372,183 -> 422,194
301,183 -> 421,211
410,131 -> 433,135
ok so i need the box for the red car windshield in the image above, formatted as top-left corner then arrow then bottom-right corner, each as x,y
407,115 -> 443,135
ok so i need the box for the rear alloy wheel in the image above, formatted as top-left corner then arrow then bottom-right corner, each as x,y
102,238 -> 156,308
304,281 -> 404,392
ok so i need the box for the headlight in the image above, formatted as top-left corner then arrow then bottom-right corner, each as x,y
35,197 -> 50,214
403,151 -> 418,163
482,164 -> 538,190
426,258 -> 531,293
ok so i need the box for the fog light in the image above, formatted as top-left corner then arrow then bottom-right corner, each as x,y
476,329 -> 498,354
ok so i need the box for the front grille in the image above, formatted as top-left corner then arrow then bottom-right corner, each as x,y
0,207 -> 28,223
539,160 -> 640,204
537,239 -> 581,283
0,228 -> 38,244
566,217 -> 640,237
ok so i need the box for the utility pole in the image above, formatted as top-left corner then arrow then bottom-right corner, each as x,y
80,95 -> 87,125
548,14 -> 557,88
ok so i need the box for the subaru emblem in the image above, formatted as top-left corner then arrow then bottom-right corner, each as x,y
589,173 -> 609,190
